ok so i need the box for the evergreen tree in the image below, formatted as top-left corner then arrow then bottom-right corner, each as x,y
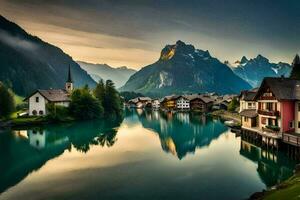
93,80 -> 105,102
0,82 -> 15,118
290,54 -> 300,79
103,80 -> 122,117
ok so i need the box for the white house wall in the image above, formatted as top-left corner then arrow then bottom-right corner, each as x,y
29,93 -> 47,116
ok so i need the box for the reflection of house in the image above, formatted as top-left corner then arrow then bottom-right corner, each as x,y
24,66 -> 73,116
28,129 -> 46,149
239,139 -> 295,187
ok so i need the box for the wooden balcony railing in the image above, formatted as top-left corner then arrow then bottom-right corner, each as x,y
259,96 -> 276,100
283,133 -> 300,147
257,110 -> 280,117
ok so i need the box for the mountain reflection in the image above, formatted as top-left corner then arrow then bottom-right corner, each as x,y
127,109 -> 227,159
0,118 -> 123,194
239,138 -> 296,187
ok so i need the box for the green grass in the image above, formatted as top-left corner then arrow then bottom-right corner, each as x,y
14,94 -> 24,105
263,173 -> 300,200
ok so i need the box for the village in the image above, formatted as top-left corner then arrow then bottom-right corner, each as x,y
126,93 -> 236,112
125,55 -> 300,159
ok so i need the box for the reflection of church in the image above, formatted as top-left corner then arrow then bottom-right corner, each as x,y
239,139 -> 296,187
135,109 -> 227,159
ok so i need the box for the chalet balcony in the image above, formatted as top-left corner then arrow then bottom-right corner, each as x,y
283,133 -> 300,147
259,96 -> 276,100
257,109 -> 280,117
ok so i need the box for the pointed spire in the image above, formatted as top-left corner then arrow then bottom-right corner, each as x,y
292,54 -> 300,66
289,54 -> 300,79
67,65 -> 73,83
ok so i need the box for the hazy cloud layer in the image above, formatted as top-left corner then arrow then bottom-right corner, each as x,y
0,0 -> 299,68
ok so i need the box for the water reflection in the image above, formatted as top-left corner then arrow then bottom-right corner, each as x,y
128,109 -> 227,159
0,118 -> 123,194
0,110 -> 298,200
240,139 -> 296,187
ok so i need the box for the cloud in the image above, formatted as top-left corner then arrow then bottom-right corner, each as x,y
0,30 -> 38,51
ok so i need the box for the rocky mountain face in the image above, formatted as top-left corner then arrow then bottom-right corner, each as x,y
0,15 -> 96,96
77,61 -> 136,88
230,55 -> 292,87
121,40 -> 251,96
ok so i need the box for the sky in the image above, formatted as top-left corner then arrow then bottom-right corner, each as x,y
0,0 -> 299,69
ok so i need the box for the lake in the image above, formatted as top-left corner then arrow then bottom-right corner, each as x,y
0,109 -> 297,200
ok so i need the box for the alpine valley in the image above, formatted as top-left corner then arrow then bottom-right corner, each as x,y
77,61 -> 136,88
121,40 -> 252,96
0,15 -> 96,96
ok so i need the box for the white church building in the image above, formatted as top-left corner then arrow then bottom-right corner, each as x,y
24,66 -> 74,116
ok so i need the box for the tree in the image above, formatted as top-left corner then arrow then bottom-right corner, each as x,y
93,80 -> 105,102
227,97 -> 239,112
69,87 -> 103,120
0,82 -> 15,118
290,54 -> 300,79
103,80 -> 122,117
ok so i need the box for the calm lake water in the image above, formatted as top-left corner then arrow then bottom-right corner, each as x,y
0,109 -> 297,200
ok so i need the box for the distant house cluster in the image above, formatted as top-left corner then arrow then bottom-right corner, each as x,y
127,93 -> 237,112
239,55 -> 300,149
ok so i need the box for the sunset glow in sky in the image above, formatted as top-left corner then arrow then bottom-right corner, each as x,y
0,0 -> 299,69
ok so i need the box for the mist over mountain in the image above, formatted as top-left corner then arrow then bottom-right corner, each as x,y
229,55 -> 292,87
121,40 -> 251,96
77,61 -> 136,88
0,15 -> 96,96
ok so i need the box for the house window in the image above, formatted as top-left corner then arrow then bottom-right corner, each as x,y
35,97 -> 39,103
32,110 -> 37,116
266,102 -> 273,111
261,117 -> 266,125
298,103 -> 300,112
290,121 -> 294,128
39,110 -> 44,115
298,121 -> 300,128
244,117 -> 248,122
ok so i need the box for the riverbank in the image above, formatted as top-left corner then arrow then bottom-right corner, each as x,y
0,116 -> 76,130
209,110 -> 241,123
249,166 -> 300,200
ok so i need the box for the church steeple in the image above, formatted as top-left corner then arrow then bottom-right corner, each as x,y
65,65 -> 73,93
67,65 -> 73,83
290,54 -> 300,79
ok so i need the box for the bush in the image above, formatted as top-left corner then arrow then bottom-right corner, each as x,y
227,97 -> 239,112
69,87 -> 104,120
0,82 -> 15,118
266,125 -> 280,132
46,103 -> 70,121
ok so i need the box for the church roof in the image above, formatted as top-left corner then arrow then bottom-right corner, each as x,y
24,89 -> 70,102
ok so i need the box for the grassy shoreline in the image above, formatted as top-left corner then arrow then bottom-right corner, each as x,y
249,170 -> 300,200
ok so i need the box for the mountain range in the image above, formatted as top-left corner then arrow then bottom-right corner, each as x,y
77,61 -> 136,88
229,55 -> 292,87
120,40 -> 251,96
0,15 -> 96,96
